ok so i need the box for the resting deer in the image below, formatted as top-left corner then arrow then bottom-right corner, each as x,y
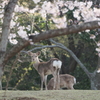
28,51 -> 62,90
47,74 -> 76,90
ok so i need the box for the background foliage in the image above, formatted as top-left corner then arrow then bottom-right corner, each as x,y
1,0 -> 99,90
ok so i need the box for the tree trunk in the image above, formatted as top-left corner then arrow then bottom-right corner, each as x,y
0,66 -> 3,90
90,71 -> 100,90
0,0 -> 18,90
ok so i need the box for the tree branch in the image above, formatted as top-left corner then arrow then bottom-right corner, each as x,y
29,21 -> 100,42
3,39 -> 30,65
50,39 -> 92,79
3,20 -> 100,65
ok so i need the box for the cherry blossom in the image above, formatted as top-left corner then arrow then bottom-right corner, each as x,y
97,68 -> 100,73
0,0 -> 100,51
96,48 -> 100,52
9,39 -> 18,45
90,34 -> 96,39
15,5 -> 29,12
17,26 -> 28,40
73,10 -> 81,20
8,34 -> 18,45
32,0 -> 41,4
98,22 -> 100,26
52,16 -> 67,28
97,41 -> 100,47
85,30 -> 90,33
87,1 -> 93,8
34,31 -> 39,35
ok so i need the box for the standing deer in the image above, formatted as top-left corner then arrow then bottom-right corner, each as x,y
47,74 -> 76,90
28,51 -> 62,90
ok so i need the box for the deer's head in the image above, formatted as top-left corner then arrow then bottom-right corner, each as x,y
28,51 -> 41,61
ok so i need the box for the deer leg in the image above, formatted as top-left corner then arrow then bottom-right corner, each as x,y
44,75 -> 48,90
40,75 -> 44,90
57,68 -> 60,90
53,70 -> 57,90
67,82 -> 74,90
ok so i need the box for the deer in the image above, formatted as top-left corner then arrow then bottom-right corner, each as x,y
47,74 -> 76,90
28,51 -> 62,90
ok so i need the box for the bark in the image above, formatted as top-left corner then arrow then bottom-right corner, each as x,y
0,0 -> 18,90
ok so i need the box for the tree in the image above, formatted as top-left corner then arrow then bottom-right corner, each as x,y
0,0 -> 100,90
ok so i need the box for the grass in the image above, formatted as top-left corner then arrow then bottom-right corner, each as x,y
0,90 -> 100,100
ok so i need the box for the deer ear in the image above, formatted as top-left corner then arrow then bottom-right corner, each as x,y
27,51 -> 33,56
36,51 -> 41,56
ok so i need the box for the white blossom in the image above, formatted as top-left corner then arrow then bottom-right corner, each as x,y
96,48 -> 100,52
10,20 -> 16,28
8,34 -> 18,45
17,29 -> 28,39
78,32 -> 81,34
97,41 -> 100,47
98,22 -> 100,26
61,8 -> 68,14
9,39 -> 18,45
98,53 -> 100,57
15,5 -> 29,12
85,30 -> 90,32
0,14 -> 3,18
73,10 -> 80,20
93,8 -> 100,18
52,16 -> 67,28
97,68 -> 100,73
8,34 -> 16,40
90,34 -> 96,39
39,9 -> 46,18
87,1 -> 93,8
34,31 -> 39,35
29,6 -> 39,14
32,0 -> 41,4
26,25 -> 31,31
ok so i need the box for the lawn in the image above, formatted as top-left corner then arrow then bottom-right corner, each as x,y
0,90 -> 100,100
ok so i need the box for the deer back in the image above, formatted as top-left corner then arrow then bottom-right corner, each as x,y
47,74 -> 76,90
37,58 -> 62,75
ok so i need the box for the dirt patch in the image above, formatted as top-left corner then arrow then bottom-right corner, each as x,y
0,97 -> 39,100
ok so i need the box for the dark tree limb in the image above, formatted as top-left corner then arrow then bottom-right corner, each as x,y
29,21 -> 100,42
3,39 -> 30,65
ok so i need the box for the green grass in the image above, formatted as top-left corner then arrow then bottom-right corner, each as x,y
0,90 -> 100,100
